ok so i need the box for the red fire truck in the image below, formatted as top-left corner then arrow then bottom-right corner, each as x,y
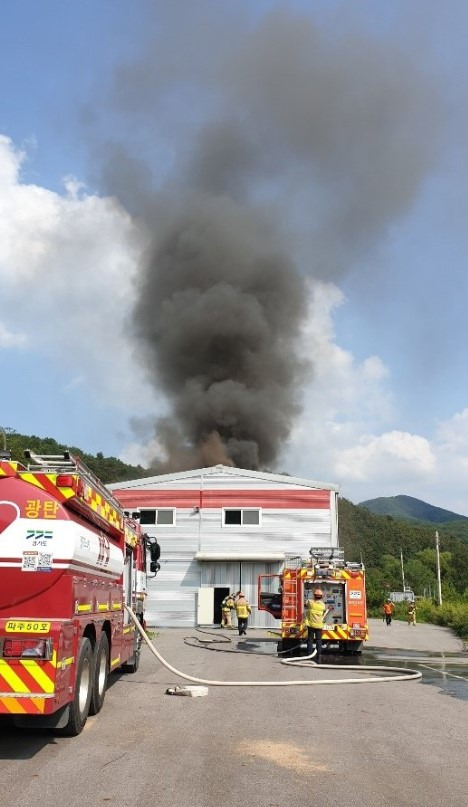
258,548 -> 368,655
0,450 -> 149,735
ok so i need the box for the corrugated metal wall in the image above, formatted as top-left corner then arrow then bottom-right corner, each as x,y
145,558 -> 200,627
200,561 -> 281,629
112,466 -> 338,628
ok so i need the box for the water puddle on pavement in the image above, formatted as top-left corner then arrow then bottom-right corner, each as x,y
239,638 -> 468,701
365,646 -> 468,702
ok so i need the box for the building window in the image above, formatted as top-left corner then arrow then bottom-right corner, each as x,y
139,509 -> 176,526
223,508 -> 260,526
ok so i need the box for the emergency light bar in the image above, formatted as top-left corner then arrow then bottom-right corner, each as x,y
309,547 -> 345,561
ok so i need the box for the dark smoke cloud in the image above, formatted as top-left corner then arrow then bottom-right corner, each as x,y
134,195 -> 308,470
99,2 -> 440,471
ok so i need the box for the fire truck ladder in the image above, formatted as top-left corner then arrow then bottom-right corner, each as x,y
23,449 -> 124,518
282,555 -> 302,628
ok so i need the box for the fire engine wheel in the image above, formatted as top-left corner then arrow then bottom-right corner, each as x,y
89,632 -> 110,715
60,637 -> 93,736
278,639 -> 302,658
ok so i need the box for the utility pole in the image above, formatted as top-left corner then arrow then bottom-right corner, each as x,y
0,426 -> 10,460
400,549 -> 406,592
435,531 -> 443,606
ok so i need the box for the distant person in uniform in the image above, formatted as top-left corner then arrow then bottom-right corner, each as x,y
221,593 -> 235,629
235,592 -> 252,636
407,601 -> 417,626
383,598 -> 395,626
305,589 -> 331,664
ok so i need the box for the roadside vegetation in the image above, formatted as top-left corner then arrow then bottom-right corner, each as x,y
339,497 -> 468,642
3,431 -> 468,641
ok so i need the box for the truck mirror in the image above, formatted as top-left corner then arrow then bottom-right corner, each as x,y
150,561 -> 160,574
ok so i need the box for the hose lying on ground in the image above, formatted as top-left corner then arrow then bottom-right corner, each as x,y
183,628 -> 302,657
125,605 -> 422,686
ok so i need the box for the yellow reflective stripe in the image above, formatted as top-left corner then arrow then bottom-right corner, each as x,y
30,697 -> 46,713
51,654 -> 74,670
110,657 -> 120,668
0,696 -> 27,714
20,661 -> 54,694
98,603 -> 109,612
18,472 -> 46,490
0,660 -> 30,692
112,603 -> 122,610
123,625 -> 134,634
76,604 -> 92,613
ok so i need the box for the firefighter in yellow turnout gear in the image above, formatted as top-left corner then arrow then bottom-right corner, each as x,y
235,593 -> 252,636
305,589 -> 330,663
407,601 -> 417,626
221,594 -> 235,628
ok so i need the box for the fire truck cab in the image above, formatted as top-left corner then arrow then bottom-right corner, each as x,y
258,548 -> 368,655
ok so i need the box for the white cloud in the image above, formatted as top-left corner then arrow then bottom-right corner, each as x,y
435,408 -> 468,452
0,321 -> 27,349
335,431 -> 435,481
0,134 -> 157,413
119,437 -> 166,469
284,281 -> 396,480
282,281 -> 468,515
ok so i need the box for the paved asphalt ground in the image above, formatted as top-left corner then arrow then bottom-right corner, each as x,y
1,619 -> 467,807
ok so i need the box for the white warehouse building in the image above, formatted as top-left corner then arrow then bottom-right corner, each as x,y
109,465 -> 339,628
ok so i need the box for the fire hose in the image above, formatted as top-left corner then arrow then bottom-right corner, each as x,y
124,605 -> 422,687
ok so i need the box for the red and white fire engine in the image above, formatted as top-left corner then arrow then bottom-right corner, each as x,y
258,548 -> 368,654
0,450 -> 152,735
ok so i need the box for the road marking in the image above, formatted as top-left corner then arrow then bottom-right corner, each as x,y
420,664 -> 468,682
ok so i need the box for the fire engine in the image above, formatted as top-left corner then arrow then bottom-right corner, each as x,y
258,548 -> 368,654
0,450 -> 150,735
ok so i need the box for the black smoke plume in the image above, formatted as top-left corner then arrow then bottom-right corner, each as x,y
100,3 -> 440,471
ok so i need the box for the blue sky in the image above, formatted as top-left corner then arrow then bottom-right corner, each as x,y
1,1 -> 468,513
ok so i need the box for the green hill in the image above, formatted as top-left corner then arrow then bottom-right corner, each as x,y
338,497 -> 468,603
359,494 -> 468,524
2,432 -> 148,484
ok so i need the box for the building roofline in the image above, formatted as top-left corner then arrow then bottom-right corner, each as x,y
108,464 -> 339,492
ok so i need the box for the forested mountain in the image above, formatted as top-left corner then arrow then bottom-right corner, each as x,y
339,497 -> 468,604
3,432 -> 468,604
2,431 -> 148,484
359,494 -> 468,524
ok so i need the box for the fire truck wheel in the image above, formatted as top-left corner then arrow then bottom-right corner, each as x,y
278,639 -> 301,658
60,637 -> 93,736
89,633 -> 110,715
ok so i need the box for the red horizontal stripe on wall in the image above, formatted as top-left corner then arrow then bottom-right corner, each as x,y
113,489 -> 331,509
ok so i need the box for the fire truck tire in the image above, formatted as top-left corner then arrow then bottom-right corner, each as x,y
89,633 -> 110,715
278,639 -> 301,658
60,637 -> 93,736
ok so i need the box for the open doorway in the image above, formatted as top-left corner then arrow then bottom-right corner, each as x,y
213,587 -> 230,625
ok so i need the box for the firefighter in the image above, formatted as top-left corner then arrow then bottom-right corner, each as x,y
305,588 -> 330,663
383,598 -> 395,626
235,592 -> 252,636
221,593 -> 235,629
407,600 -> 417,626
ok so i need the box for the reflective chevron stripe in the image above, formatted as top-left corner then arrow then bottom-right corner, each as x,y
0,657 -> 56,715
